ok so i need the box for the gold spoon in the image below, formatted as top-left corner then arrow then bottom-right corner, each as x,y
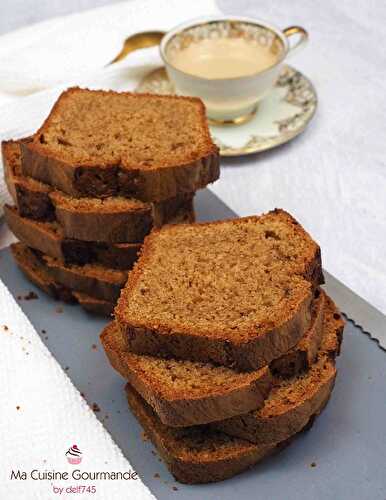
108,31 -> 165,65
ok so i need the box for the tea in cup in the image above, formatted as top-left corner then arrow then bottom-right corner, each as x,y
160,17 -> 308,123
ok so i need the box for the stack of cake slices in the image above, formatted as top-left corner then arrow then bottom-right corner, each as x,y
101,210 -> 345,484
3,87 -> 220,315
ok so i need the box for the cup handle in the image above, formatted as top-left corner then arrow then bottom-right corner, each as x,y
282,26 -> 308,57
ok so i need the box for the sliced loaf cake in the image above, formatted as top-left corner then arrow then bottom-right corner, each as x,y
3,138 -> 195,243
101,289 -> 324,427
102,322 -> 272,427
11,243 -> 114,316
115,210 -> 323,371
125,378 -> 331,484
270,288 -> 325,377
38,253 -> 128,302
211,296 -> 344,443
4,204 -> 193,269
123,298 -> 343,483
20,88 -> 220,201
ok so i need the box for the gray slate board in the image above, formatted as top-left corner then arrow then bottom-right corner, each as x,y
0,189 -> 385,499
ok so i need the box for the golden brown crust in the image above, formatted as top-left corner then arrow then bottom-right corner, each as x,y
20,88 -> 220,201
11,243 -> 113,316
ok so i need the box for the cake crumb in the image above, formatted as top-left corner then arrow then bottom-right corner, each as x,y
17,295 -> 22,300
151,450 -> 157,456
172,486 -> 178,491
141,431 -> 149,442
55,306 -> 63,313
24,291 -> 38,300
3,325 -> 8,331
41,329 -> 46,334
310,462 -> 317,468
91,344 -> 97,350
65,366 -> 70,371
16,406 -> 20,410
153,473 -> 160,479
92,402 -> 100,412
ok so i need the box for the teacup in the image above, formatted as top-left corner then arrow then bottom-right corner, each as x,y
160,16 -> 308,124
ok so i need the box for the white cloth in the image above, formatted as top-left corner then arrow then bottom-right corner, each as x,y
0,1 -> 219,499
0,0 -> 214,100
0,282 -> 154,499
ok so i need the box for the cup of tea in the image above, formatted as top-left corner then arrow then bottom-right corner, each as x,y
160,16 -> 308,124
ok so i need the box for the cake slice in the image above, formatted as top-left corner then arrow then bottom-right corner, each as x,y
102,322 -> 272,427
38,253 -> 127,302
11,240 -> 126,302
3,139 -> 195,242
101,289 -> 324,427
4,204 -> 193,270
11,243 -> 114,316
50,190 -> 194,243
212,296 -> 344,443
115,210 -> 324,371
20,88 -> 220,201
124,299 -> 342,484
3,138 -> 53,219
125,378 -> 331,484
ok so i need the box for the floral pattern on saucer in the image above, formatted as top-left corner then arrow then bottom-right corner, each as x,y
135,65 -> 317,156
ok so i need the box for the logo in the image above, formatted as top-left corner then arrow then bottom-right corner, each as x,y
9,442 -> 138,496
65,444 -> 82,465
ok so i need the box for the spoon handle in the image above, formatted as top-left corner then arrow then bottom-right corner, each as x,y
108,31 -> 165,65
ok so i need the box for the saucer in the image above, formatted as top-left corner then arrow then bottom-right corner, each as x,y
135,65 -> 317,156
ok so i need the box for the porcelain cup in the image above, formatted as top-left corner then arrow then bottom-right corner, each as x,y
160,16 -> 308,123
